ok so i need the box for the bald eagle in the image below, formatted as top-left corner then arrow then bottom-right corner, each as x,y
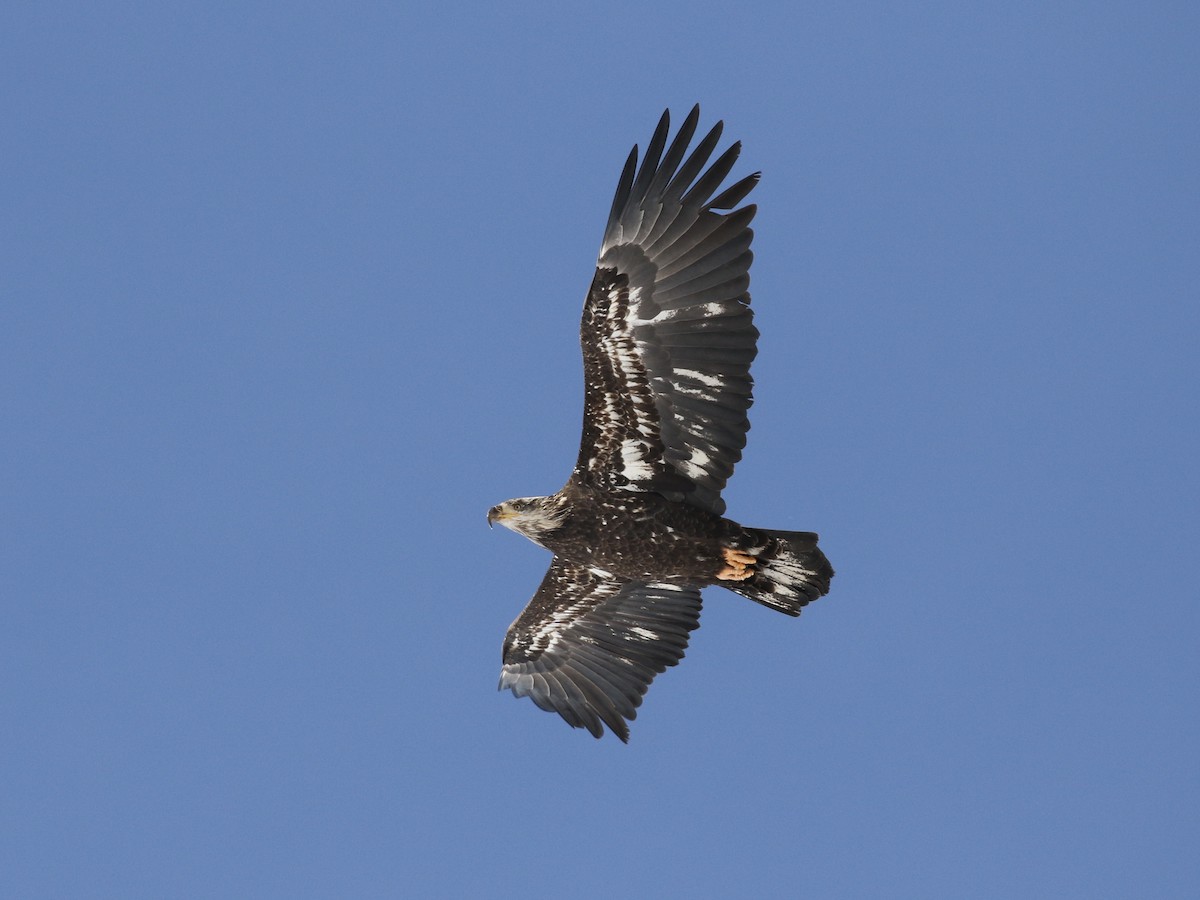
489,107 -> 833,741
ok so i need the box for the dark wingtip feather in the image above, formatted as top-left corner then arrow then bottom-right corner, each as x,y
682,140 -> 742,208
629,109 -> 672,203
664,119 -> 724,203
645,105 -> 702,199
709,172 -> 761,210
604,145 -> 639,240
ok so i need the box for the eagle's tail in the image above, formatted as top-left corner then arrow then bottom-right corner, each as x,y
725,529 -> 834,616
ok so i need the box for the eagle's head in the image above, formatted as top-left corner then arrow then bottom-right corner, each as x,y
487,496 -> 566,545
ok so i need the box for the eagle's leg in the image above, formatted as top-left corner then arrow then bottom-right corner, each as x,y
716,547 -> 757,581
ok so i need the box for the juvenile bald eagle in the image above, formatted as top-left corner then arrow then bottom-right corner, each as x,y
489,107 -> 833,741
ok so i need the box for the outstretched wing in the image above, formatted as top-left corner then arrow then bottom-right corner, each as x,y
572,106 -> 761,516
499,558 -> 703,742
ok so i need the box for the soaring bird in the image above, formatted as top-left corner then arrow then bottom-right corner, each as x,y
489,107 -> 833,741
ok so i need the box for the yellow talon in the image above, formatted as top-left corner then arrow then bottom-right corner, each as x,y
716,547 -> 757,581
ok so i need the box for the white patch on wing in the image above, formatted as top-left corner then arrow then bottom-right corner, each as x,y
674,382 -> 718,400
675,368 -> 726,388
627,286 -> 652,326
620,439 -> 655,481
586,281 -> 665,488
629,627 -> 659,641
652,301 -> 731,325
522,580 -> 623,656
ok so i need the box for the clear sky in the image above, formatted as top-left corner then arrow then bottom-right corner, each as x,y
3,2 -> 1197,897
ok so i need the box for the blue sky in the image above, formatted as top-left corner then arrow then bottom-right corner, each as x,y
3,2 -> 1197,897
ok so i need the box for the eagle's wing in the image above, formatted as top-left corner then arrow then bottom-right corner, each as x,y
572,106 -> 761,515
499,557 -> 703,742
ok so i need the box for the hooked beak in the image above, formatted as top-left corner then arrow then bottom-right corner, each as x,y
487,505 -> 501,528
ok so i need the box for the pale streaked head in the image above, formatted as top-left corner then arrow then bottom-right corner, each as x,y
487,496 -> 566,545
